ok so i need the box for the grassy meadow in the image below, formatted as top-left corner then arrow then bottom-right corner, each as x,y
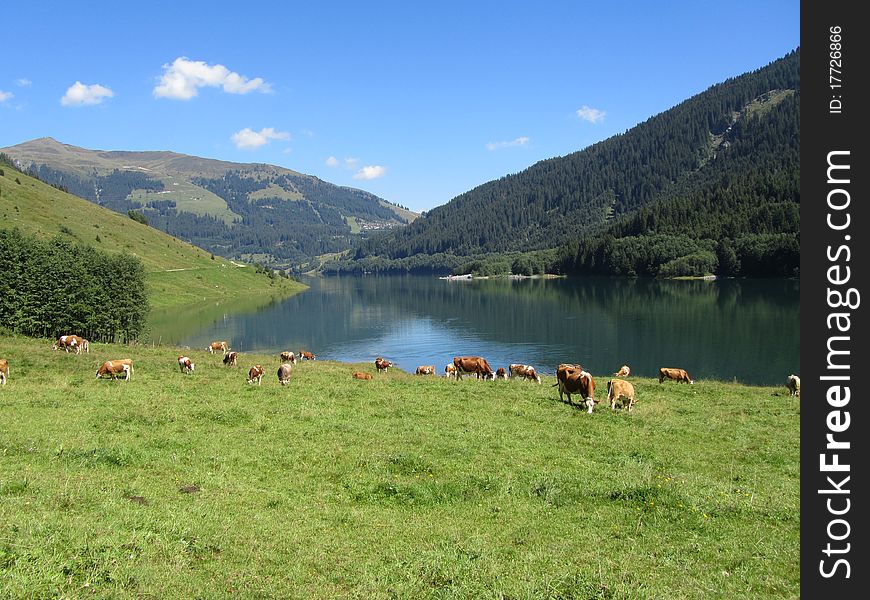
0,333 -> 800,598
0,167 -> 305,311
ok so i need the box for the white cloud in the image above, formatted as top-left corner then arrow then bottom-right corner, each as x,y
15,78 -> 31,87
154,57 -> 272,100
353,165 -> 386,180
0,90 -> 13,102
60,81 -> 114,106
230,127 -> 290,150
343,157 -> 359,168
486,136 -> 530,151
576,105 -> 606,123
325,156 -> 339,167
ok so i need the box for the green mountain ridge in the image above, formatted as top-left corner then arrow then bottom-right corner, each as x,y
341,48 -> 799,277
1,138 -> 418,267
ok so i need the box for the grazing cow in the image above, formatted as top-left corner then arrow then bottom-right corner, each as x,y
96,359 -> 134,381
53,335 -> 86,354
247,365 -> 265,385
607,379 -> 637,411
375,357 -> 392,373
223,351 -> 238,367
786,374 -> 800,397
613,365 -> 631,377
415,365 -> 436,376
659,367 -> 694,384
299,350 -> 316,361
208,341 -> 229,354
353,371 -> 373,380
444,364 -> 457,379
178,356 -> 195,374
453,356 -> 495,380
555,364 -> 597,413
278,363 -> 293,385
280,351 -> 297,365
509,363 -> 542,384
0,359 -> 8,385
495,367 -> 509,380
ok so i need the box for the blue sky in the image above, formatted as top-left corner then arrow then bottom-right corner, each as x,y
1,1 -> 799,213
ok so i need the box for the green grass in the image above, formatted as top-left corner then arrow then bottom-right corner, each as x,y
0,166 -> 305,311
128,176 -> 239,225
0,334 -> 799,598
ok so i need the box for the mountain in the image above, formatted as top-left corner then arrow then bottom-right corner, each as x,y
340,49 -> 799,276
0,138 -> 417,267
0,157 -> 303,311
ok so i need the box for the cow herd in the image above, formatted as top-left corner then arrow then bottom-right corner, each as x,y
0,337 -> 801,408
362,355 -> 699,414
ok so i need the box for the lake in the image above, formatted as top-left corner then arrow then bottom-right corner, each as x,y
146,275 -> 799,386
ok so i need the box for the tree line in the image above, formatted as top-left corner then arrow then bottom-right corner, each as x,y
0,228 -> 149,342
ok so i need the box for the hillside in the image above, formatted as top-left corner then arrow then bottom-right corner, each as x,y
0,161 -> 304,310
1,138 -> 417,267
341,49 -> 799,276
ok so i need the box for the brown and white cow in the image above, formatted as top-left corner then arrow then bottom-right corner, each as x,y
659,367 -> 694,384
96,359 -> 134,381
375,357 -> 392,373
495,367 -> 509,380
299,350 -> 316,361
0,359 -> 8,385
613,365 -> 631,377
223,351 -> 238,367
555,364 -> 597,413
510,363 -> 542,384
444,364 -> 457,379
353,371 -> 373,380
208,341 -> 230,354
277,363 -> 293,385
247,365 -> 265,385
415,365 -> 436,376
280,351 -> 297,365
53,335 -> 87,355
607,379 -> 637,412
786,374 -> 800,397
178,356 -> 195,374
453,356 -> 495,380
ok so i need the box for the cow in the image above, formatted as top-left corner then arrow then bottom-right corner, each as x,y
659,367 -> 694,384
415,365 -> 436,376
495,367 -> 509,380
280,351 -> 297,365
223,351 -> 238,367
555,364 -> 597,413
453,356 -> 495,381
247,365 -> 265,385
509,363 -> 542,384
208,341 -> 230,354
0,359 -> 8,385
278,363 -> 293,385
786,374 -> 800,397
613,365 -> 631,377
353,371 -> 373,380
299,350 -> 316,361
96,359 -> 133,381
53,335 -> 86,354
178,356 -> 195,374
607,379 -> 637,412
375,357 -> 392,373
444,364 -> 456,379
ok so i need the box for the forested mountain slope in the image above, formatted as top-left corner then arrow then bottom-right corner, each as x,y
1,138 -> 415,266
345,49 -> 799,276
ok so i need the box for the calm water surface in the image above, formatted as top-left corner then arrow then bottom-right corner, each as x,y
148,275 -> 799,386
